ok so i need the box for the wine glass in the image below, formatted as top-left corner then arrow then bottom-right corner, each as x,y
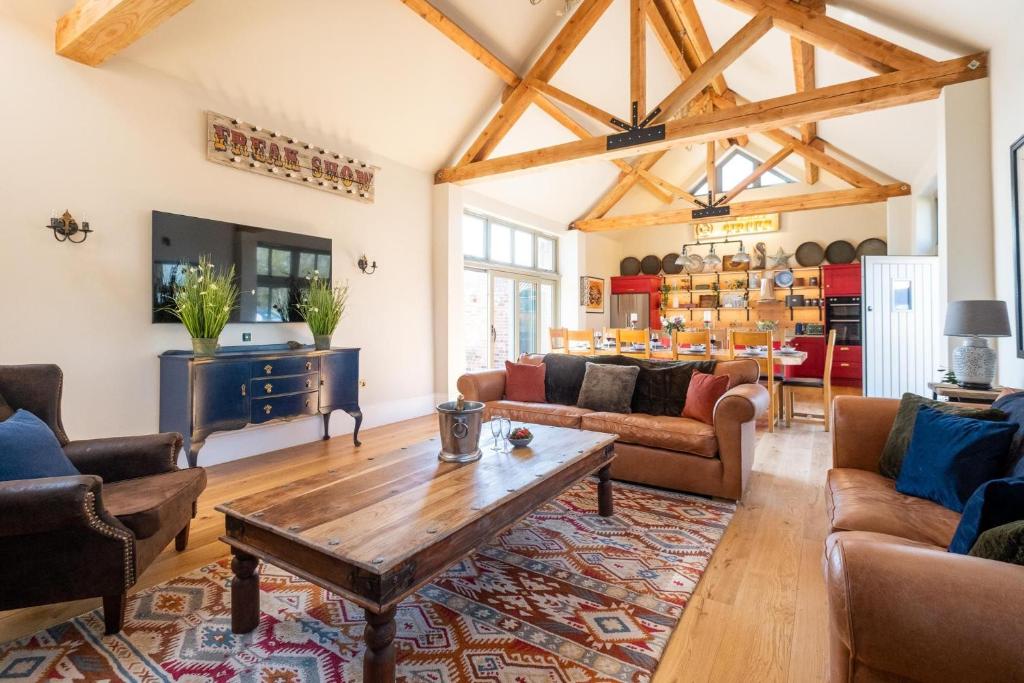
500,418 -> 512,453
595,330 -> 604,350
489,419 -> 502,452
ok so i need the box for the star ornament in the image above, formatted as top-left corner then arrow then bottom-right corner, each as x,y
767,247 -> 793,269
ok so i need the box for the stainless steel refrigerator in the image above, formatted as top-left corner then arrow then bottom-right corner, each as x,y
611,293 -> 650,329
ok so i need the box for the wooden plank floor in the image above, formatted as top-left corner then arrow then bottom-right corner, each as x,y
0,387 -> 852,681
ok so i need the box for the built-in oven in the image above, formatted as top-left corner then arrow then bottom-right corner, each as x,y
826,296 -> 862,345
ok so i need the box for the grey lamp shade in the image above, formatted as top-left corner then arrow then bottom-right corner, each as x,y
943,300 -> 1011,337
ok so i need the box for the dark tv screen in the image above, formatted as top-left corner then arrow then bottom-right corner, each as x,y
152,211 -> 332,323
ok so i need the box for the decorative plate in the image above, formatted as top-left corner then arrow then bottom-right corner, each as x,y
795,241 -> 825,266
620,257 -> 641,275
684,254 -> 705,273
663,253 -> 683,274
640,255 -> 662,275
825,240 -> 856,264
774,270 -> 795,288
856,238 -> 888,260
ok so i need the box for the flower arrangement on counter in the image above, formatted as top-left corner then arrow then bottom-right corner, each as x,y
296,272 -> 349,350
661,316 -> 687,336
166,255 -> 239,357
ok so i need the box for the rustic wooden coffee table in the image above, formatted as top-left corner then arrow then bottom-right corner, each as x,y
217,422 -> 616,682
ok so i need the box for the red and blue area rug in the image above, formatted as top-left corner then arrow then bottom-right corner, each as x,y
0,481 -> 733,682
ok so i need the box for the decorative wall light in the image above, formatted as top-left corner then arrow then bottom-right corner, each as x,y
357,254 -> 377,275
45,210 -> 92,244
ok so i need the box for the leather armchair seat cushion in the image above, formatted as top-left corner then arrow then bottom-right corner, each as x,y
827,468 -> 960,547
581,412 -> 718,457
103,469 -> 207,540
484,401 -> 594,429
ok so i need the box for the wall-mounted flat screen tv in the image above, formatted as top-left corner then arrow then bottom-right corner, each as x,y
152,211 -> 332,323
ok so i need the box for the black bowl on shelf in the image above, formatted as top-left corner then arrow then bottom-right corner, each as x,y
620,257 -> 642,275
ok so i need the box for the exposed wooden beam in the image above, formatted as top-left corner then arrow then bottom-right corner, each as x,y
55,0 -> 192,66
790,36 -> 819,184
631,0 -> 648,118
436,53 -> 986,184
573,183 -> 911,231
714,0 -> 936,74
456,0 -> 613,166
719,143 -> 794,204
399,0 -> 518,85
582,152 -> 668,219
706,142 -> 718,198
671,0 -> 728,96
636,169 -> 700,204
527,80 -> 623,131
647,0 -> 692,80
650,11 -> 773,125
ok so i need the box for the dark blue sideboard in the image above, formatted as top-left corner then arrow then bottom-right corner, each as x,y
160,344 -> 361,467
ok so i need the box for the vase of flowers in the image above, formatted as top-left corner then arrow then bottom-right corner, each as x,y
297,272 -> 349,350
166,256 -> 239,357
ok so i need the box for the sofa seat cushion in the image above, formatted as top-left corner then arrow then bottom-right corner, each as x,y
485,401 -> 593,429
827,468 -> 960,548
103,469 -> 206,540
581,412 -> 717,457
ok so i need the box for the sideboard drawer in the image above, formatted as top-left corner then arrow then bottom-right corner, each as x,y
251,392 -> 318,424
252,356 -> 319,378
251,373 -> 318,397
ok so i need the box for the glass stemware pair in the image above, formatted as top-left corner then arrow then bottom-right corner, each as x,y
489,417 -> 512,453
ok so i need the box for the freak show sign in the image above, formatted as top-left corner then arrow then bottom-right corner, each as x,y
205,111 -> 379,203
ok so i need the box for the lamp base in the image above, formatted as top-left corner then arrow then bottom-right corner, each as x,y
952,337 -> 996,389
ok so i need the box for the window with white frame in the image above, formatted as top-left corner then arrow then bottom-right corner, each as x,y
691,148 -> 795,197
461,212 -> 559,372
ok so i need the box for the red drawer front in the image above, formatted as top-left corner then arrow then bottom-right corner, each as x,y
833,345 -> 861,363
786,336 -> 825,379
832,359 -> 862,380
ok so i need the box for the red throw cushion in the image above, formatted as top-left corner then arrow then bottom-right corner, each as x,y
683,371 -> 730,425
505,361 -> 547,403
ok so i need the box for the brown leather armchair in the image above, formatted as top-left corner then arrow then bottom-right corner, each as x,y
0,364 -> 207,634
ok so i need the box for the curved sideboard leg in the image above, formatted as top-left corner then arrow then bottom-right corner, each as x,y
186,439 -> 205,468
346,409 -> 363,447
322,412 -> 331,441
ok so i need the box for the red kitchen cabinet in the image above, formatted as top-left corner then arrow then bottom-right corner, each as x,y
785,336 -> 825,379
823,264 -> 861,297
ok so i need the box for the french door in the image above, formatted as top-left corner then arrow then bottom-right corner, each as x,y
463,268 -> 556,372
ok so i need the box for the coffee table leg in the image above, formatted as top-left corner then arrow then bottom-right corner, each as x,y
363,606 -> 398,682
598,463 -> 614,517
230,548 -> 260,633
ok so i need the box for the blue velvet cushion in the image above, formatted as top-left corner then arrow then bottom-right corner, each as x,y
894,406 -> 1018,513
991,391 -> 1024,477
948,477 -> 1024,553
0,409 -> 79,482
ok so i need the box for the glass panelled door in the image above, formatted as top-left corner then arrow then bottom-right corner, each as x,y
462,268 -> 489,372
491,274 -> 515,366
463,270 -> 555,372
518,281 -> 538,357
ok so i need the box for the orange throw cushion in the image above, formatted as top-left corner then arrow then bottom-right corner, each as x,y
505,361 -> 547,403
683,371 -> 730,425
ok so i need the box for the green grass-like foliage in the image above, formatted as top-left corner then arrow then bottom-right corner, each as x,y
297,273 -> 348,336
166,256 -> 239,339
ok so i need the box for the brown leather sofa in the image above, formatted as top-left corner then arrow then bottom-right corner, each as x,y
0,364 -> 207,634
457,357 -> 769,500
824,396 -> 1024,682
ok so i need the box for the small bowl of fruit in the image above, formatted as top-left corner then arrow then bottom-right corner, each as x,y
508,426 -> 534,448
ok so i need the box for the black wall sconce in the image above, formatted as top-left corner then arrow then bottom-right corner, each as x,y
46,210 -> 92,244
357,254 -> 377,275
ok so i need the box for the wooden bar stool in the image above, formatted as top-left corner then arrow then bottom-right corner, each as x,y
673,330 -> 712,360
730,330 -> 780,432
783,330 -> 838,431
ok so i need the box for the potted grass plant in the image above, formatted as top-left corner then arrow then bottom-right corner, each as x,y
166,255 -> 239,357
297,272 -> 349,350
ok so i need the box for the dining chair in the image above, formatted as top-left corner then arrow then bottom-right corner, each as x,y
618,328 -> 651,359
566,329 -> 595,356
730,330 -> 780,432
783,330 -> 837,431
548,327 -> 568,353
650,329 -> 674,360
673,330 -> 712,360
596,328 -> 621,355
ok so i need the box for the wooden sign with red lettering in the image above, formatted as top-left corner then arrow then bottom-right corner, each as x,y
205,111 -> 379,203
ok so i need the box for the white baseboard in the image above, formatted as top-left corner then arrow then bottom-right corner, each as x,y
177,392 -> 438,468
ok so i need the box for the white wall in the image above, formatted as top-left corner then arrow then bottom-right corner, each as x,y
0,18 -> 436,466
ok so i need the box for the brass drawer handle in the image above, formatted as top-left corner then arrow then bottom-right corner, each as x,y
264,404 -> 272,415
839,347 -> 850,351
839,362 -> 850,367
264,383 -> 273,394
264,364 -> 273,375
305,379 -> 312,388
305,399 -> 311,407
305,361 -> 312,371
240,384 -> 246,397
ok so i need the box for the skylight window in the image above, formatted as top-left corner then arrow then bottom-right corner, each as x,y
691,148 -> 795,196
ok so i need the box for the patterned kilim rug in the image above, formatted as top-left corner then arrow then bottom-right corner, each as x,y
0,481 -> 733,682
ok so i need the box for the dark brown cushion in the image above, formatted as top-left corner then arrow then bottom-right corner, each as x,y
0,391 -> 12,422
878,393 -> 1007,478
577,363 -> 639,414
970,520 -> 1024,565
102,469 -> 205,539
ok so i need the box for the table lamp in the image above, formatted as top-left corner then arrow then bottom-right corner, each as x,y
943,300 -> 1011,389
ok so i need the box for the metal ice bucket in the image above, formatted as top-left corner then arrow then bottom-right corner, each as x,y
436,398 -> 485,463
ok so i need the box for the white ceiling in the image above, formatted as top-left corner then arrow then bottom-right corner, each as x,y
4,0 -> 1009,225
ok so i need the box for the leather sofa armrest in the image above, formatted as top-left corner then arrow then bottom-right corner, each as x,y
714,382 -> 770,425
64,432 -> 182,482
713,382 -> 769,499
831,396 -> 899,472
825,531 -> 1024,682
456,370 -> 506,403
0,475 -> 129,536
